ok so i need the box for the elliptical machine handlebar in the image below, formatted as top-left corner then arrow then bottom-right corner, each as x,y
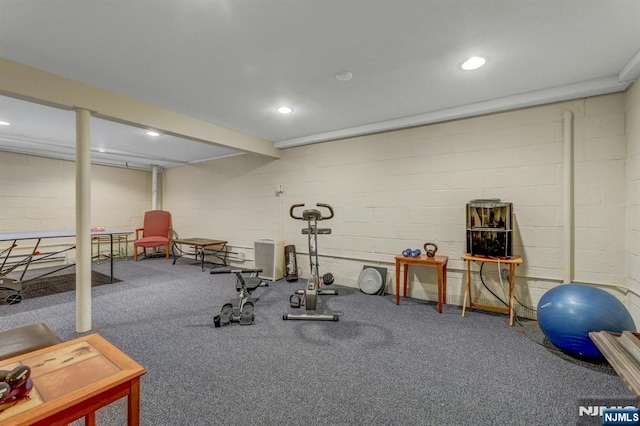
289,203 -> 334,221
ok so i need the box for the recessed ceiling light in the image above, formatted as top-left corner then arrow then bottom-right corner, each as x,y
461,56 -> 486,71
146,131 -> 160,137
0,121 -> 10,126
335,71 -> 353,82
276,106 -> 293,114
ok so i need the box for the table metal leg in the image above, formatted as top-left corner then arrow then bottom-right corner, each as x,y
171,242 -> 178,265
0,239 -> 18,273
17,238 -> 42,282
110,234 -> 114,283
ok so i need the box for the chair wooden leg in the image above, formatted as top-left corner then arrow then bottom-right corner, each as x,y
165,245 -> 169,259
134,247 -> 137,261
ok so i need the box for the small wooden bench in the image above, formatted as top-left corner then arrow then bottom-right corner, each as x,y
589,330 -> 640,404
0,323 -> 62,361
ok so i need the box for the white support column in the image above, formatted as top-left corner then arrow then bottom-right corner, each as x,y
152,165 -> 159,210
76,108 -> 92,332
563,110 -> 574,284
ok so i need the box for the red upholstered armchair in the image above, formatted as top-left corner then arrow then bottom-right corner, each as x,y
133,210 -> 172,261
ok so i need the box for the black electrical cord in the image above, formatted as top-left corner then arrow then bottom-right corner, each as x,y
478,262 -> 537,328
484,256 -> 537,312
478,260 -> 543,341
516,297 -> 536,312
479,262 -> 508,307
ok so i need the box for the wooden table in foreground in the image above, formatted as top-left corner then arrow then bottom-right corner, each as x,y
394,254 -> 448,313
0,333 -> 146,426
461,254 -> 523,326
172,237 -> 228,271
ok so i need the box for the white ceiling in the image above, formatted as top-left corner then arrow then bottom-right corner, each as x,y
0,0 -> 639,170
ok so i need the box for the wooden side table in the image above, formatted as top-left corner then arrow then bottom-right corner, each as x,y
0,333 -> 146,425
172,237 -> 228,271
461,253 -> 523,326
394,254 -> 448,313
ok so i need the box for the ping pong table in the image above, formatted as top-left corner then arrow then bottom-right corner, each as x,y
0,228 -> 131,304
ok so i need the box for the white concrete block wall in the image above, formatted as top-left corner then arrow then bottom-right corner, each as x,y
0,151 -> 152,259
626,81 -> 640,324
164,155 -> 283,249
164,92 -> 633,320
0,90 -> 633,322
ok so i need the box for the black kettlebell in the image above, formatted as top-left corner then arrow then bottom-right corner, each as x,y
423,242 -> 438,258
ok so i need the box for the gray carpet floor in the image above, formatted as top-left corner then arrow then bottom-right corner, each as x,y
0,258 -> 634,426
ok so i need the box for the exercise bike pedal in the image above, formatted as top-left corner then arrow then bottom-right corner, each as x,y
239,302 -> 254,325
289,294 -> 302,308
219,304 -> 234,325
213,315 -> 221,328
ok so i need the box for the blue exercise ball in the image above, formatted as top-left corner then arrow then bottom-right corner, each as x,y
537,283 -> 636,358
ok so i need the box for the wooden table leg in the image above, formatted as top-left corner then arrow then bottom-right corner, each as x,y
395,259 -> 401,305
437,264 -> 443,313
128,378 -> 141,426
403,263 -> 409,297
508,263 -> 516,326
85,411 -> 96,426
462,260 -> 471,317
443,262 -> 447,305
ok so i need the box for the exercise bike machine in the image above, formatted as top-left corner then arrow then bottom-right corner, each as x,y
211,268 -> 266,327
284,203 -> 339,322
